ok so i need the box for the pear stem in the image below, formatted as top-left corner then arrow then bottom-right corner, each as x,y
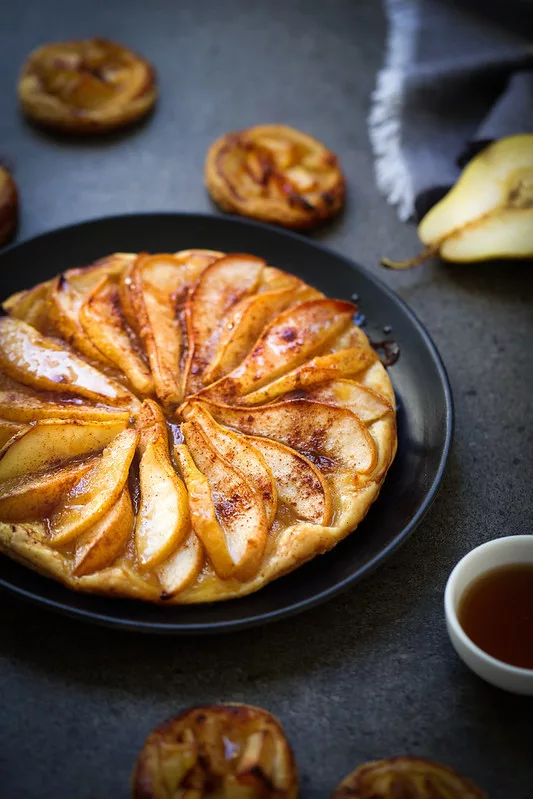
381,245 -> 439,270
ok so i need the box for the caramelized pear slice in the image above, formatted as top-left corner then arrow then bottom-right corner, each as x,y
49,276 -> 112,364
0,419 -> 126,482
182,419 -> 268,581
0,420 -> 26,448
128,254 -> 207,407
3,279 -> 54,331
79,274 -> 154,395
239,346 -> 377,405
299,379 -> 393,423
183,254 -> 265,395
246,436 -> 332,525
0,388 -> 131,423
0,459 -> 94,521
331,757 -> 487,799
203,281 -> 319,384
0,318 -> 135,406
50,428 -> 138,546
120,249 -> 218,332
259,265 -> 320,294
73,485 -> 134,576
156,529 -> 204,598
182,402 -> 277,527
132,704 -> 298,799
174,444 -> 235,579
48,253 -> 135,363
205,299 -> 355,401
135,398 -> 168,455
135,434 -> 190,571
201,398 -> 377,475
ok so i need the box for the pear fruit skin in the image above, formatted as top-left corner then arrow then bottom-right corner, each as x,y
420,134 -> 533,261
383,134 -> 533,267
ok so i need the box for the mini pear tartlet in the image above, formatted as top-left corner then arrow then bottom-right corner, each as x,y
0,165 -> 18,247
18,38 -> 156,134
0,249 -> 396,604
206,124 -> 345,229
132,704 -> 298,798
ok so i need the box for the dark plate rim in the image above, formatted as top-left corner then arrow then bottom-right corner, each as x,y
0,212 -> 454,633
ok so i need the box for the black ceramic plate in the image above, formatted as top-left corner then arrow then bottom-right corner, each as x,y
0,213 -> 452,633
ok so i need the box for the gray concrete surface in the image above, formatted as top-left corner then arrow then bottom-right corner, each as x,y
1,1 -> 532,797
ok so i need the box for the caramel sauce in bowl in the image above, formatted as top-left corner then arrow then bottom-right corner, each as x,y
445,536 -> 533,694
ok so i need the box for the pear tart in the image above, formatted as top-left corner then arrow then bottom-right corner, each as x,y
205,124 -> 345,229
132,704 -> 298,798
0,165 -> 18,247
331,757 -> 487,799
18,38 -> 156,134
0,249 -> 397,604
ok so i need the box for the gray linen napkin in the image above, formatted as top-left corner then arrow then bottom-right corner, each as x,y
369,0 -> 533,221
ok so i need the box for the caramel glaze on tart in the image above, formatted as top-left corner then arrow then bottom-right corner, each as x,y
0,249 -> 396,604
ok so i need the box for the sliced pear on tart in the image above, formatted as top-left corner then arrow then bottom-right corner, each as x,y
121,250 -> 221,335
135,398 -> 168,454
0,385 -> 131,423
65,253 -> 136,290
0,419 -> 126,482
182,418 -> 268,581
48,275 -> 112,365
49,428 -> 138,546
203,298 -> 356,401
181,402 -> 277,527
156,528 -> 204,598
200,398 -> 377,476
246,435 -> 332,525
127,254 -> 206,408
203,282 -> 321,384
135,432 -> 190,571
259,265 -> 320,294
183,253 -> 265,395
79,274 -> 154,395
0,317 -> 136,407
0,459 -> 95,521
174,443 -> 235,579
3,279 -> 54,332
239,346 -> 377,405
47,254 -> 135,364
296,379 -> 393,423
72,485 -> 134,576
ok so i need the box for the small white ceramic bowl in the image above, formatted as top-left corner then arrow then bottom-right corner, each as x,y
445,535 -> 533,695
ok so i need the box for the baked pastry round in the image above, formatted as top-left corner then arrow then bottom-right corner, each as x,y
18,38 -> 156,134
205,124 -> 345,229
332,757 -> 487,799
132,703 -> 298,798
0,166 -> 18,246
0,249 -> 396,604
